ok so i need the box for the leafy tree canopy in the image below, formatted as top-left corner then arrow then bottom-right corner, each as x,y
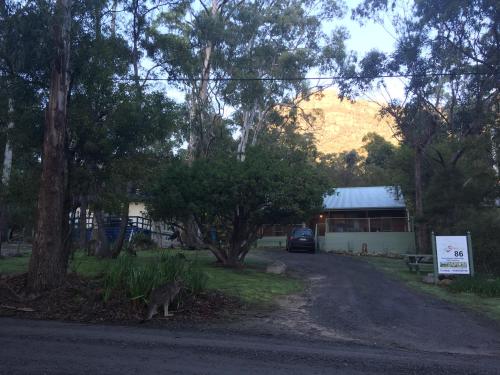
147,130 -> 330,266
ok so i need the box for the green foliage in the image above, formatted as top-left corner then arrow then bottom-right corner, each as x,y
184,263 -> 209,294
129,232 -> 156,251
448,276 -> 500,298
319,132 -> 400,187
103,252 -> 208,302
1,249 -> 302,305
450,208 -> 500,276
0,254 -> 28,274
319,149 -> 365,187
206,266 -> 304,305
147,134 -> 330,262
351,0 -> 499,270
322,128 -> 499,275
149,0 -> 351,159
0,1 -> 52,231
103,253 -> 136,300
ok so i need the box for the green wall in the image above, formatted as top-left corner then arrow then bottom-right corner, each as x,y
256,236 -> 287,248
256,232 -> 415,254
322,232 -> 415,254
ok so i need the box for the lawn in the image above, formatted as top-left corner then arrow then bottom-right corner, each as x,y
364,256 -> 500,321
0,249 -> 303,306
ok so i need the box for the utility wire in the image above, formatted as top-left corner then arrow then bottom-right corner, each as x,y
1,71 -> 494,88
114,71 -> 495,82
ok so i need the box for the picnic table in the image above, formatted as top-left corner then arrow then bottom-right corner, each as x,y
404,254 -> 434,273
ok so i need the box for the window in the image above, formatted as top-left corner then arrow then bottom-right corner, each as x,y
293,228 -> 313,237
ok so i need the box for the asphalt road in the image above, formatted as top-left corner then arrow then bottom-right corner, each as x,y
1,250 -> 500,374
261,251 -> 500,355
1,317 -> 500,374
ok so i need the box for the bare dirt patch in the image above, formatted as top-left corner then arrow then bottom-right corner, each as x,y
0,273 -> 241,324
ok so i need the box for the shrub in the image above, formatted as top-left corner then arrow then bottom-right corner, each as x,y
129,232 -> 156,251
448,276 -> 500,298
104,254 -> 136,300
449,208 -> 500,276
103,252 -> 208,303
184,264 -> 209,294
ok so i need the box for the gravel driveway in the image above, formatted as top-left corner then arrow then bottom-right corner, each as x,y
255,250 -> 500,356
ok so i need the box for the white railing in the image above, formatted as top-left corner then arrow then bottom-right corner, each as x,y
326,217 -> 412,233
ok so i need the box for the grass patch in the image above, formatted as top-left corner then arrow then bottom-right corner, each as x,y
204,266 -> 303,304
448,276 -> 500,297
0,249 -> 303,306
0,255 -> 29,274
365,256 -> 500,321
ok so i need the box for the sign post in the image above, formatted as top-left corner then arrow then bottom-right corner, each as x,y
466,231 -> 474,277
431,232 -> 438,285
432,233 -> 473,283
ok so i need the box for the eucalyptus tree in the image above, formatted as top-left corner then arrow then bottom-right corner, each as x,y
220,0 -> 350,161
361,132 -> 398,185
353,0 -> 498,166
319,149 -> 365,187
147,0 -> 239,248
67,0 -> 132,255
147,0 -> 351,250
150,0 -> 351,161
66,0 -> 182,257
0,1 -> 52,242
148,0 -> 235,162
26,0 -> 73,291
97,0 -> 186,256
352,0 -> 499,253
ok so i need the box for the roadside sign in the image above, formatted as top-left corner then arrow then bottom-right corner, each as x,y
435,236 -> 470,274
431,232 -> 474,283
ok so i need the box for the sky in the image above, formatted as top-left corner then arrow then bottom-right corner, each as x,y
340,0 -> 397,55
333,0 -> 405,102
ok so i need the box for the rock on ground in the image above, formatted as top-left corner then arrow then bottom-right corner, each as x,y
266,261 -> 287,275
422,273 -> 435,284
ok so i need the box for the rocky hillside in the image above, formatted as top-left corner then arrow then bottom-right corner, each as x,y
297,90 -> 396,155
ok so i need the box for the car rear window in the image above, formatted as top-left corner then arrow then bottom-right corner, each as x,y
293,228 -> 313,236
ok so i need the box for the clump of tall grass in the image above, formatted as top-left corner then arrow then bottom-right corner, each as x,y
103,252 -> 208,303
448,276 -> 500,298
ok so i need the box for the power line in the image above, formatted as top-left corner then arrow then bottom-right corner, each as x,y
1,71 -> 494,88
115,71 -> 494,83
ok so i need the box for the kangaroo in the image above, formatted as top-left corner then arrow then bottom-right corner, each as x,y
144,280 -> 183,320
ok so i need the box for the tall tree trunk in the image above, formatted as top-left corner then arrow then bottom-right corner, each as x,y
0,97 -> 14,242
111,0 -> 118,37
111,202 -> 129,257
414,147 -> 427,254
2,98 -> 14,186
251,111 -> 265,146
180,215 -> 204,249
491,126 -> 500,207
27,0 -> 72,292
225,210 -> 246,267
187,0 -> 218,163
79,195 -> 88,249
94,210 -> 111,257
184,1 -> 220,248
237,106 -> 257,162
131,0 -> 141,89
111,182 -> 132,258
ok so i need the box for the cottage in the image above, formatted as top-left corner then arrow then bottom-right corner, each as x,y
257,186 -> 416,254
316,186 -> 415,254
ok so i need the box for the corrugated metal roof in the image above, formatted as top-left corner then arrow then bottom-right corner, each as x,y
323,186 -> 406,210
